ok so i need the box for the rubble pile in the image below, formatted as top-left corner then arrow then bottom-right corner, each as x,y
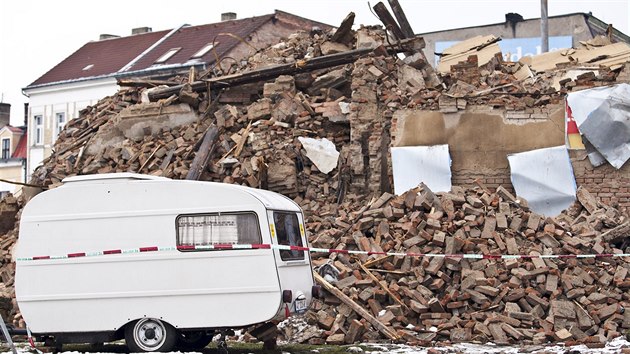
299,184 -> 629,345
0,195 -> 20,324
0,8 -> 628,345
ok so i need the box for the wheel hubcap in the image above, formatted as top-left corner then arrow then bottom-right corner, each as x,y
145,328 -> 156,339
133,319 -> 166,351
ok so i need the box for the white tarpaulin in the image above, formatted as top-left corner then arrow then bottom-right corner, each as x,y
566,83 -> 630,168
508,146 -> 577,217
391,145 -> 451,195
579,84 -> 630,169
567,85 -> 617,127
297,137 -> 339,174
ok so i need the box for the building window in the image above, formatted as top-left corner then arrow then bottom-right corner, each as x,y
176,212 -> 261,250
1,138 -> 9,159
273,212 -> 304,261
155,48 -> 180,64
191,43 -> 216,58
56,112 -> 66,136
33,115 -> 43,146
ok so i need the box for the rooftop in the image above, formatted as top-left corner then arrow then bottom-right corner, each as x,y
26,11 -> 330,90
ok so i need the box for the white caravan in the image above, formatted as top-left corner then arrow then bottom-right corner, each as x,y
15,173 -> 318,351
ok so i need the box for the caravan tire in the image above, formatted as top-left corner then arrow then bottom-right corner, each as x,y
125,318 -> 177,352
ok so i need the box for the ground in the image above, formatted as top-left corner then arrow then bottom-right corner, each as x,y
1,337 -> 629,354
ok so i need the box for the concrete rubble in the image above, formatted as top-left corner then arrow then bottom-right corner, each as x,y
0,2 -> 628,348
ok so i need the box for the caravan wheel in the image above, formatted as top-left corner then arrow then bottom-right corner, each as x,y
125,318 -> 177,352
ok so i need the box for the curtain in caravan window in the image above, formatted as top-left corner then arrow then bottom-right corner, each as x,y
177,213 -> 261,247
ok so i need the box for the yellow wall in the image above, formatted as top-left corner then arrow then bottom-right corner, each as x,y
0,129 -> 20,154
0,164 -> 23,182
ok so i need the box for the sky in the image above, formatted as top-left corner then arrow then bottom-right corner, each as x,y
1,0 -> 628,125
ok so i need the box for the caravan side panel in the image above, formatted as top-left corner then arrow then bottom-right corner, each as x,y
16,179 -> 283,333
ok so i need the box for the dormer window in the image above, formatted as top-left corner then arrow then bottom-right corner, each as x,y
1,138 -> 9,159
155,48 -> 181,64
191,43 -> 216,59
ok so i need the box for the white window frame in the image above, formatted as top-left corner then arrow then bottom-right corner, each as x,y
55,112 -> 66,137
1,138 -> 10,159
33,115 -> 43,146
176,212 -> 261,250
155,48 -> 181,64
191,43 -> 216,58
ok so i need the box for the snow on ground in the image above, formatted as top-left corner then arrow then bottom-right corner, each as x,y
358,337 -> 630,354
360,337 -> 630,354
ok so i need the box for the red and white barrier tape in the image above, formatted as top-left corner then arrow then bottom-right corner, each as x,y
15,243 -> 630,262
26,326 -> 43,353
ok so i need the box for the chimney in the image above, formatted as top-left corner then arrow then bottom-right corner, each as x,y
505,13 -> 524,24
0,103 -> 10,128
505,13 -> 524,36
221,12 -> 237,21
99,34 -> 120,40
132,27 -> 152,35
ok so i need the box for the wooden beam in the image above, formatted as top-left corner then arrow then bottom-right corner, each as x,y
313,272 -> 400,341
0,178 -> 45,189
148,37 -> 424,101
234,121 -> 252,158
138,144 -> 162,173
117,78 -> 180,87
362,255 -> 392,268
185,126 -> 220,180
159,149 -> 175,173
372,2 -> 405,40
387,0 -> 415,38
358,262 -> 409,311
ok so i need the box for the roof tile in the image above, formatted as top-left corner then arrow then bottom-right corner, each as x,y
12,129 -> 27,159
29,30 -> 170,87
128,14 -> 274,71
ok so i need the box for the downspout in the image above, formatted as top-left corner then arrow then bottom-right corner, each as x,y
118,24 -> 189,73
19,94 -> 29,184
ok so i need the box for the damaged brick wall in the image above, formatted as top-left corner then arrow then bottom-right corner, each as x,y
571,151 -> 630,212
391,104 -> 630,213
347,57 -> 393,194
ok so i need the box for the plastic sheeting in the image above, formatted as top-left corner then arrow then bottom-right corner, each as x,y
508,146 -> 577,217
391,145 -> 452,195
579,84 -> 630,169
297,137 -> 339,174
566,83 -> 630,169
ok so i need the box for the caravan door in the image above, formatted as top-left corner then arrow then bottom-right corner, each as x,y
267,210 -> 314,314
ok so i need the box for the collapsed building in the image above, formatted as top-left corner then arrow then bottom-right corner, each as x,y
0,1 -> 629,348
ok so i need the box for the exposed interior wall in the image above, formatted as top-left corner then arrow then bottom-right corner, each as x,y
393,105 -> 565,170
391,104 -> 630,213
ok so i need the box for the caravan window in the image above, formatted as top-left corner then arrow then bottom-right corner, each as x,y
176,212 -> 261,250
273,212 -> 304,261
